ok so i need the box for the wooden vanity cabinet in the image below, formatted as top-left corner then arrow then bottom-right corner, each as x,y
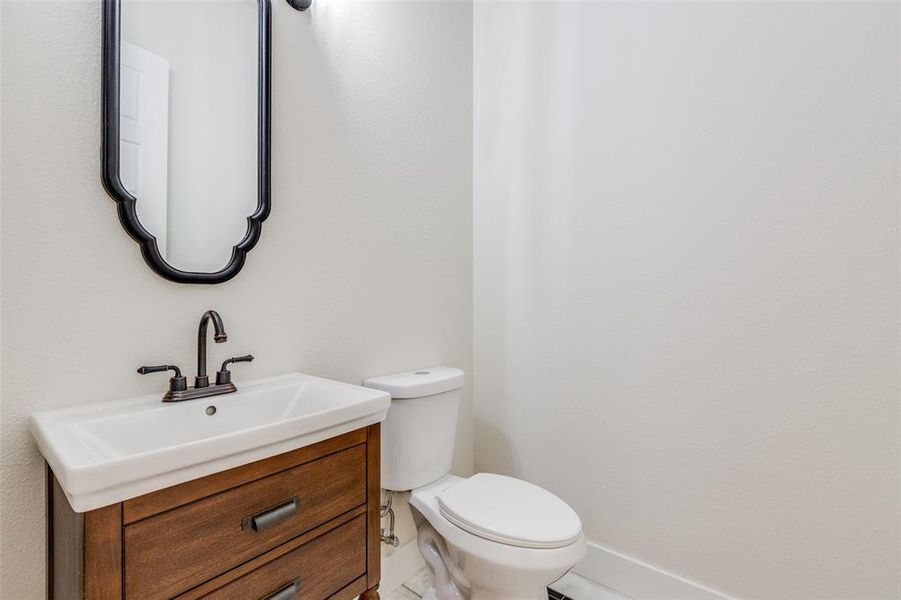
48,425 -> 382,600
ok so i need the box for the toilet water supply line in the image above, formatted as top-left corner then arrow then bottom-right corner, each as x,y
380,490 -> 400,547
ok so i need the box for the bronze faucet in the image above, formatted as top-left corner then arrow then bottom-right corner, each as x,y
195,310 -> 228,389
138,310 -> 254,402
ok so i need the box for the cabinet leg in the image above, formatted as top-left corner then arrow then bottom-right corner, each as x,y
361,585 -> 380,600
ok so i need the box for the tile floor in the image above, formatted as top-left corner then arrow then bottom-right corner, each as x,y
550,572 -> 630,600
385,568 -> 629,600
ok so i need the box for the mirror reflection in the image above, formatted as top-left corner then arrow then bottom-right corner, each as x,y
119,0 -> 259,273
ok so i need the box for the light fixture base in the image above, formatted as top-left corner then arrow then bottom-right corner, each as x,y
286,0 -> 312,11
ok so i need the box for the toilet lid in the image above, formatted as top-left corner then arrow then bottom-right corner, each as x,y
437,473 -> 582,549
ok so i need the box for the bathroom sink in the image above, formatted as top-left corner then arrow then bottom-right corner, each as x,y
31,373 -> 390,512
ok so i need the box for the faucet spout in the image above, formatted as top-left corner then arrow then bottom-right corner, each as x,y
196,310 -> 227,388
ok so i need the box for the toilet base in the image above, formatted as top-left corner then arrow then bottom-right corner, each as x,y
418,521 -> 467,600
416,520 -> 574,600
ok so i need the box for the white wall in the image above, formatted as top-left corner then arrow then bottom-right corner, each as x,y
474,2 -> 900,599
0,1 -> 472,598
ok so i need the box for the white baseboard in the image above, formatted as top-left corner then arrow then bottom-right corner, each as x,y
574,541 -> 737,600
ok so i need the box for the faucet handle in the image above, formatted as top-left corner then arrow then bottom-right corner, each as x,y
137,364 -> 188,392
216,355 -> 254,386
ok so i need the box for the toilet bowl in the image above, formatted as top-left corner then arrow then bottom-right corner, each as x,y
364,368 -> 586,600
409,474 -> 586,600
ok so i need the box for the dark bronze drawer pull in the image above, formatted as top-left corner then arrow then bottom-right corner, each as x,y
242,497 -> 300,532
262,579 -> 303,600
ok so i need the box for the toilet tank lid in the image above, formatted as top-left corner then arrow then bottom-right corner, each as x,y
363,367 -> 464,399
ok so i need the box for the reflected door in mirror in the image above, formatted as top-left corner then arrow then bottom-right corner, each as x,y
120,42 -> 170,259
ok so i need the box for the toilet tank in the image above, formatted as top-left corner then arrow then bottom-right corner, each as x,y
363,367 -> 464,491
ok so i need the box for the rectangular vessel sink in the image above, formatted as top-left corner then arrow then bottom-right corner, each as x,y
31,373 -> 390,512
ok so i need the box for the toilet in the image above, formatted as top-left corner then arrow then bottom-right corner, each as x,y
364,367 -> 586,600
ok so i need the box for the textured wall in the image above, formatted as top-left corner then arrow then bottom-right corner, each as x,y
474,2 -> 900,598
0,1 -> 472,597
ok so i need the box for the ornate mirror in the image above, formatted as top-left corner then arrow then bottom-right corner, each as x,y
101,0 -> 271,283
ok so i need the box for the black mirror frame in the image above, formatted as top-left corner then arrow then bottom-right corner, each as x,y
101,0 -> 271,284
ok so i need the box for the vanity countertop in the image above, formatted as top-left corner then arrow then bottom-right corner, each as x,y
31,373 -> 390,512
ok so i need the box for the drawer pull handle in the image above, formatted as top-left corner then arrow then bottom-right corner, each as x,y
242,497 -> 300,532
263,579 -> 303,600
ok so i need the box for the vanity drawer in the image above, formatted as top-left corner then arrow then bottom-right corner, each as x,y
125,445 -> 367,599
198,514 -> 366,600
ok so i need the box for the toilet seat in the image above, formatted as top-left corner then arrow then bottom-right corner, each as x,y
437,473 -> 582,549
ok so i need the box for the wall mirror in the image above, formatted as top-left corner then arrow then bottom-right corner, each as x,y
101,0 -> 271,284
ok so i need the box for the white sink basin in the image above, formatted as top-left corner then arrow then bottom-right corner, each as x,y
31,373 -> 390,512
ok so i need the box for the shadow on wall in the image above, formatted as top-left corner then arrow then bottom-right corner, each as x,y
473,417 -> 518,475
